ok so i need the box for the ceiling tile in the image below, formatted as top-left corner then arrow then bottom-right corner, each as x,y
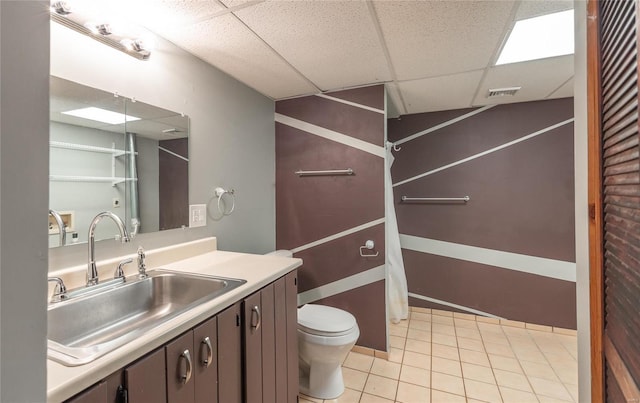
472,55 -> 574,106
385,83 -> 405,117
373,0 -> 516,81
231,1 -> 392,90
515,0 -> 573,20
398,70 -> 484,114
162,14 -> 317,99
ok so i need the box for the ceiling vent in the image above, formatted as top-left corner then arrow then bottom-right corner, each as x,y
487,86 -> 521,98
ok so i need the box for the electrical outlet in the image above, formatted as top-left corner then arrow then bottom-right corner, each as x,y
189,204 -> 206,228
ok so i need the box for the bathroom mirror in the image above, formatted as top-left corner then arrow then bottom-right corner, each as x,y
49,77 -> 189,248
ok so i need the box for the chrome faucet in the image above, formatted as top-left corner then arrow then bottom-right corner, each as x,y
137,246 -> 148,278
87,212 -> 130,286
48,277 -> 68,302
49,209 -> 67,247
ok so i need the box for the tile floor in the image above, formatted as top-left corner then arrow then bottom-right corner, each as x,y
299,307 -> 578,403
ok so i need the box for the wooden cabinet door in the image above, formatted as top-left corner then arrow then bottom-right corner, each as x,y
125,348 -> 167,403
65,381 -> 107,403
261,283 -> 276,403
285,270 -> 299,403
243,291 -> 263,403
217,302 -> 242,403
193,316 -> 218,403
166,331 -> 195,403
273,277 -> 288,403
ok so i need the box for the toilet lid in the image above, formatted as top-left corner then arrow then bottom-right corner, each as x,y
298,304 -> 357,336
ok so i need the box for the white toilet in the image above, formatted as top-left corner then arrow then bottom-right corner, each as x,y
298,304 -> 360,399
265,250 -> 360,399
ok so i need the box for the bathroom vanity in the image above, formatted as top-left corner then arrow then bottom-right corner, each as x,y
47,239 -> 302,403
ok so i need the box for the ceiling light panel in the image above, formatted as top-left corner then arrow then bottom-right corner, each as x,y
496,10 -> 574,65
230,1 -> 391,91
62,107 -> 140,124
373,1 -> 516,81
473,55 -> 574,106
164,14 -> 317,99
398,70 -> 484,114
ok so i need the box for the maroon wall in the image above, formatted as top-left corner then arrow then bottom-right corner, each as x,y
275,85 -> 387,350
389,98 -> 577,329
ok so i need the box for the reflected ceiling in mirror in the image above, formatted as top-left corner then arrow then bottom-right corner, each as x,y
49,77 -> 189,248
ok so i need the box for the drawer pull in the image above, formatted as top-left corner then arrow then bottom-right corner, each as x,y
201,336 -> 213,368
179,349 -> 193,384
251,305 -> 261,331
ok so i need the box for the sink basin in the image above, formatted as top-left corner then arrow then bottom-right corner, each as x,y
47,269 -> 246,366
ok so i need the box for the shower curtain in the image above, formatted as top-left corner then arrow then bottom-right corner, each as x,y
386,142 -> 409,323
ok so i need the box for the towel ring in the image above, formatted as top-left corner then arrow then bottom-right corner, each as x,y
214,187 -> 235,216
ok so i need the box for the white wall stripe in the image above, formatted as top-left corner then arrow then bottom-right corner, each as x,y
275,113 -> 385,158
408,292 -> 504,319
395,105 -> 496,146
400,234 -> 577,282
158,146 -> 189,162
298,265 -> 386,306
291,217 -> 385,254
393,118 -> 575,187
315,93 -> 385,114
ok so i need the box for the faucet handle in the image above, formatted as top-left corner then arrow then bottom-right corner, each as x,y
48,277 -> 68,303
114,258 -> 133,279
137,246 -> 147,278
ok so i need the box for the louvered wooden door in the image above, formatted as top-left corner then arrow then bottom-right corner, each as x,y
589,0 -> 640,401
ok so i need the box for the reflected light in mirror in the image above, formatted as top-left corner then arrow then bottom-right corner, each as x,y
62,107 -> 140,125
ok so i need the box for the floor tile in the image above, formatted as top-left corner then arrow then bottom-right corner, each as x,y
393,319 -> 409,328
405,338 -> 431,355
432,309 -> 454,317
403,351 -> 431,370
400,364 -> 430,388
390,325 -> 408,338
499,386 -> 540,403
515,348 -> 548,364
359,392 -> 395,403
501,319 -> 526,328
433,324 -> 456,337
493,368 -> 533,392
299,393 -> 322,403
460,349 -> 491,367
363,374 -> 398,401
536,395 -> 573,403
432,343 -> 460,361
342,367 -> 368,391
390,335 -> 406,349
432,356 -> 462,377
388,347 -> 404,364
454,312 -> 477,321
461,361 -> 497,384
454,318 -> 478,329
432,315 -> 455,325
299,398 -> 317,403
343,352 -> 375,372
407,328 -> 431,342
370,357 -> 401,380
396,382 -> 431,403
432,332 -> 458,347
410,320 -> 432,331
431,372 -> 465,396
476,316 -> 500,324
520,360 -> 559,381
455,327 -> 482,340
528,377 -> 573,401
566,382 -> 579,401
411,312 -> 431,322
431,389 -> 466,403
457,336 -> 484,352
464,378 -> 503,402
488,354 -> 522,373
553,364 -> 578,385
484,342 -> 515,358
412,306 -> 431,314
332,387 -> 361,403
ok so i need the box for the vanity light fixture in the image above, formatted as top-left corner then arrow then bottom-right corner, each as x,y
49,0 -> 154,60
62,107 -> 141,125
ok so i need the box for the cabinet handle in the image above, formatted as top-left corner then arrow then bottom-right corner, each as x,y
179,349 -> 193,384
201,336 -> 213,368
251,305 -> 261,331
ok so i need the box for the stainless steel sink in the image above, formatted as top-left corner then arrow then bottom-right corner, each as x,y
47,269 -> 246,366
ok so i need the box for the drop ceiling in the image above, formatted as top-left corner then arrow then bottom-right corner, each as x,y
76,0 -> 575,116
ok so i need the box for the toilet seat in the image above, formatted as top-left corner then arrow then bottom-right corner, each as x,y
298,304 -> 357,337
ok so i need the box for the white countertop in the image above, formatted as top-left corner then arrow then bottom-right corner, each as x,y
47,243 -> 302,402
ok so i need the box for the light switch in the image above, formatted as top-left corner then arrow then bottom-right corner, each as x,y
189,204 -> 206,228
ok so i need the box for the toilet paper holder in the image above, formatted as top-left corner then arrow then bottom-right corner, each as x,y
359,240 -> 379,257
